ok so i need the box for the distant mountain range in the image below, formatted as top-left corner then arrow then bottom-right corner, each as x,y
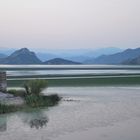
122,55 -> 140,65
0,47 -> 140,65
37,52 -> 58,61
0,53 -> 7,59
0,48 -> 80,65
44,58 -> 81,65
0,48 -> 41,64
87,48 -> 140,64
36,47 -> 122,63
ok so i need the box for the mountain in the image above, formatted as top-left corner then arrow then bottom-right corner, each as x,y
67,55 -> 93,63
37,52 -> 58,61
122,56 -> 140,65
88,47 -> 140,64
0,48 -> 42,64
34,47 -> 122,63
43,58 -> 81,65
0,48 -> 16,55
0,47 -> 139,65
55,47 -> 122,63
84,47 -> 122,58
43,47 -> 122,63
0,53 -> 7,58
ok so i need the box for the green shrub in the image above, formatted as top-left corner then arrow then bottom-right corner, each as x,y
0,103 -> 21,114
0,80 -> 61,114
7,89 -> 26,97
25,94 -> 61,108
24,79 -> 48,96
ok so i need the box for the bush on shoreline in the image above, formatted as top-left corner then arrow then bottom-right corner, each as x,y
7,89 -> 26,97
25,94 -> 61,108
24,79 -> 48,96
0,79 -> 61,114
0,93 -> 61,114
0,103 -> 22,114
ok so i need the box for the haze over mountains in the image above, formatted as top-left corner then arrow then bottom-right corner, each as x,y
36,47 -> 122,62
0,47 -> 140,65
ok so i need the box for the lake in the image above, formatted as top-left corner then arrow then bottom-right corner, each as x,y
0,86 -> 140,140
0,65 -> 140,140
0,65 -> 139,87
0,65 -> 140,78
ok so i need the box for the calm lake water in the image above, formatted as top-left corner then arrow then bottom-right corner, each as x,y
1,86 -> 140,140
0,65 -> 140,77
0,65 -> 140,139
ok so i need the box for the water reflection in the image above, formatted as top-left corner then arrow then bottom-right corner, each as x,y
0,115 -> 7,132
0,109 -> 49,132
29,116 -> 48,129
19,109 -> 49,129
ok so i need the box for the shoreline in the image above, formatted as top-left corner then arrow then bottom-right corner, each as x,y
7,75 -> 140,87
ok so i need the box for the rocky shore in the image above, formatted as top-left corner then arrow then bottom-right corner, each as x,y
0,92 -> 24,105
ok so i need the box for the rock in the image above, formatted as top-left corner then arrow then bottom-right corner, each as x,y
0,92 -> 14,99
0,92 -> 24,105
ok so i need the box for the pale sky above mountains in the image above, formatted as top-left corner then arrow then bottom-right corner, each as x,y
0,0 -> 140,50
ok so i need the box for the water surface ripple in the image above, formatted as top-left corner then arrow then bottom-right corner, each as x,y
0,86 -> 140,140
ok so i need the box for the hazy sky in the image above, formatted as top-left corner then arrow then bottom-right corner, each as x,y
0,0 -> 140,50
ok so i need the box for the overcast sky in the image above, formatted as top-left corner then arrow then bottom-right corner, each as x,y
0,0 -> 140,50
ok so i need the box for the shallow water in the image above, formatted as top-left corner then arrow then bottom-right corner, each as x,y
1,86 -> 140,140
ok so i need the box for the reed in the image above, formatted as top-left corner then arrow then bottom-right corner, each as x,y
25,94 -> 61,108
0,103 -> 21,114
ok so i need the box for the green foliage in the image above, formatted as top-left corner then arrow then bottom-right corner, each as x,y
25,94 -> 61,108
0,94 -> 61,114
7,89 -> 26,97
0,103 -> 21,114
24,79 -> 48,96
0,79 -> 61,114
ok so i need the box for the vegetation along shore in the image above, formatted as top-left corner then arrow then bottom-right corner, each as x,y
0,79 -> 61,114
